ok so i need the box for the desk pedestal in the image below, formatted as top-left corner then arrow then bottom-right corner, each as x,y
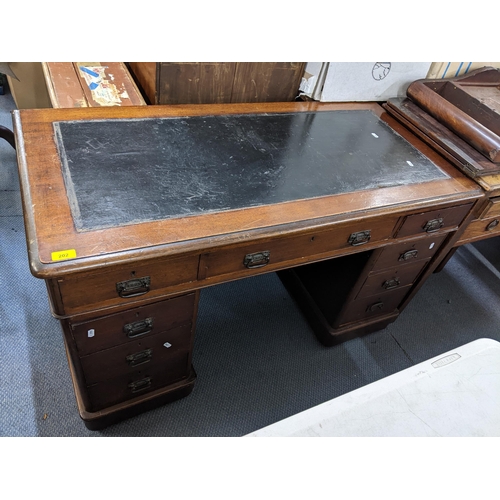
56,292 -> 199,430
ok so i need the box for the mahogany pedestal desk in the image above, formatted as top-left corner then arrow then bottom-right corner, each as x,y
13,102 -> 482,430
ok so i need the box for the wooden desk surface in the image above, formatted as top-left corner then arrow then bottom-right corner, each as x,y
13,102 -> 482,278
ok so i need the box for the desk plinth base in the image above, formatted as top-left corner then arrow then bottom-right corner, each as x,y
62,335 -> 196,431
278,268 -> 400,346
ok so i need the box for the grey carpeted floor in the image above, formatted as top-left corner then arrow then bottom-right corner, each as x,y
1,86 -> 499,437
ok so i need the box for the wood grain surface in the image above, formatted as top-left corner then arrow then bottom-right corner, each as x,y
13,102 -> 482,277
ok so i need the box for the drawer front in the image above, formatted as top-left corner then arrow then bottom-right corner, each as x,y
357,260 -> 427,299
396,203 -> 472,238
458,215 -> 500,243
80,324 -> 192,385
71,293 -> 196,356
337,286 -> 410,327
58,254 -> 199,315
200,215 -> 399,281
86,351 -> 190,411
480,197 -> 500,219
371,234 -> 447,272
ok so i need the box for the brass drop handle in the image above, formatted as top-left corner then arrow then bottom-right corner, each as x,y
368,302 -> 384,312
399,249 -> 418,261
126,348 -> 153,367
243,251 -> 270,269
383,277 -> 400,290
123,317 -> 154,338
348,230 -> 371,246
116,276 -> 151,298
423,218 -> 444,233
128,377 -> 152,393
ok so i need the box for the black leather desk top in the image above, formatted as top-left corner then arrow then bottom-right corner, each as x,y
54,110 -> 448,232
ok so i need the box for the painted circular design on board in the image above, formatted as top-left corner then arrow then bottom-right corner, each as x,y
372,62 -> 391,81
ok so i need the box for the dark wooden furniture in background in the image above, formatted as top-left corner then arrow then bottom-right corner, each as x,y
385,67 -> 500,268
13,102 -> 482,429
406,67 -> 500,165
127,62 -> 306,104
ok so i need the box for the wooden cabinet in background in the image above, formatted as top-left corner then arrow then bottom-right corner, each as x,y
127,62 -> 306,104
384,68 -> 500,271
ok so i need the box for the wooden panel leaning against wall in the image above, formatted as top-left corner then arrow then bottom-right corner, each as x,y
127,62 -> 306,104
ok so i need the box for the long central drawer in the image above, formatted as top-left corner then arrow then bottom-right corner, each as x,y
199,214 -> 400,282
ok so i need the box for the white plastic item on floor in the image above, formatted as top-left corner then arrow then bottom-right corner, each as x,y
246,338 -> 500,437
